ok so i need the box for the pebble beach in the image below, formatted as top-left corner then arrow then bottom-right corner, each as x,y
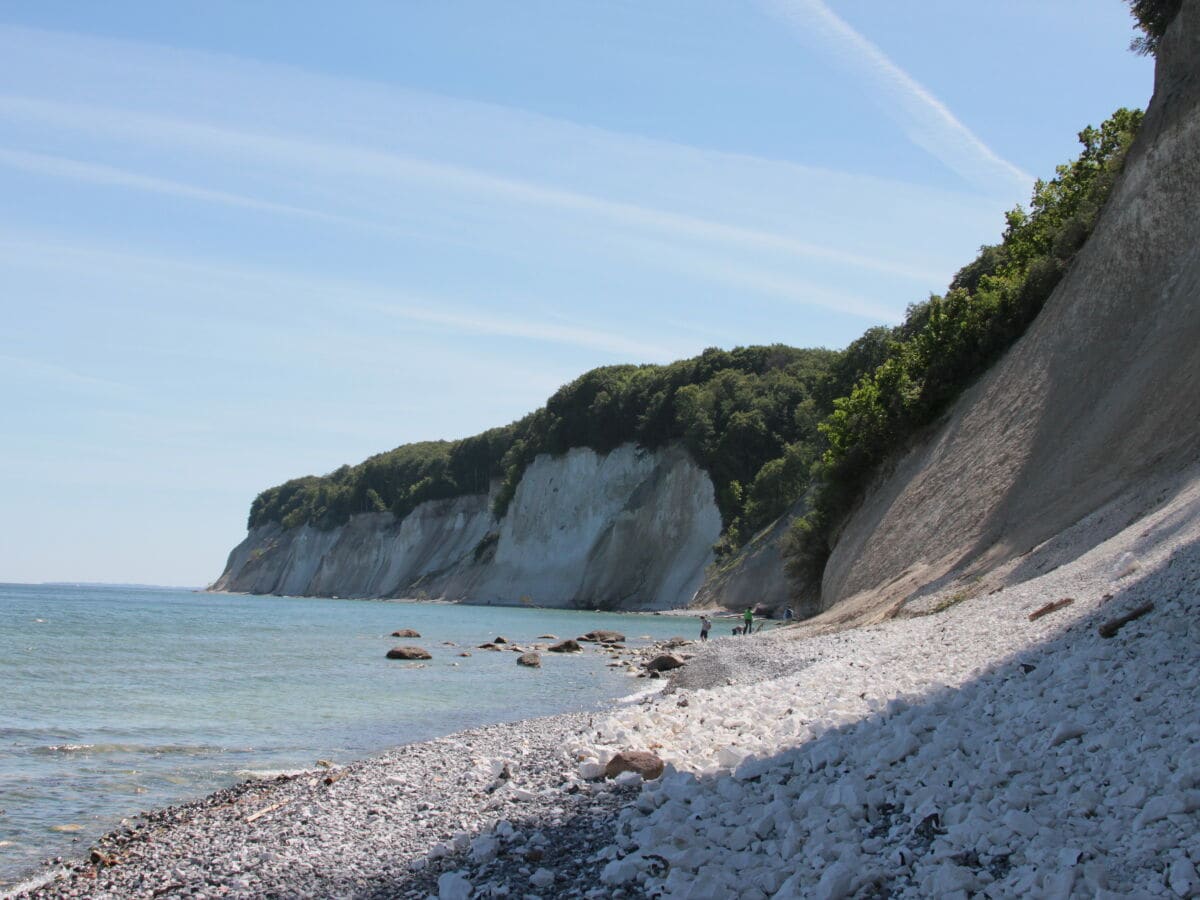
11,482 -> 1200,899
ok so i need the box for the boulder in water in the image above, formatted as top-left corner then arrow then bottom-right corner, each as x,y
579,630 -> 625,643
548,639 -> 583,653
386,645 -> 432,660
391,628 -> 421,638
517,652 -> 541,668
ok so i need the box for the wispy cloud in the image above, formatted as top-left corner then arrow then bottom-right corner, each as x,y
359,301 -> 680,362
0,233 -> 687,361
600,232 -> 902,322
0,351 -> 130,396
762,0 -> 1032,195
0,95 -> 939,283
0,147 -> 353,225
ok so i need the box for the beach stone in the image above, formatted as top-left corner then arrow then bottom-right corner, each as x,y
1169,857 -> 1199,896
493,636 -> 509,644
646,654 -> 684,672
518,652 -> 542,668
538,634 -> 557,639
548,639 -> 583,653
478,643 -> 501,651
604,750 -> 665,781
579,760 -> 606,780
459,651 -> 471,657
579,630 -> 625,643
438,870 -> 473,900
386,645 -> 432,660
391,628 -> 421,637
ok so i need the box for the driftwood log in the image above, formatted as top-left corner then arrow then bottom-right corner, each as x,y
1028,598 -> 1075,621
1098,602 -> 1154,638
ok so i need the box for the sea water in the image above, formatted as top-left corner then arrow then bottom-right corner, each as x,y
0,583 -> 701,885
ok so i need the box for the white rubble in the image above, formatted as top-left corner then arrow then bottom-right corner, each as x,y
572,486 -> 1200,898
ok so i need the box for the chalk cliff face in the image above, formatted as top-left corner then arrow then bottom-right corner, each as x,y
817,2 -> 1200,621
691,502 -> 800,616
214,443 -> 722,610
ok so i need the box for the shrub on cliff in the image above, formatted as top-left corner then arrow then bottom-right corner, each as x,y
1128,0 -> 1184,54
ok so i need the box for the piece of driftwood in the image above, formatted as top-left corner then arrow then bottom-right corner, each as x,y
1028,597 -> 1075,621
245,800 -> 290,823
1098,602 -> 1154,638
323,771 -> 347,786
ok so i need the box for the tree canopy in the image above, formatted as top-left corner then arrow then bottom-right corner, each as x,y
247,344 -> 859,540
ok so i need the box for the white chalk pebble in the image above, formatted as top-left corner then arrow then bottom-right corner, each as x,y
1169,857 -> 1199,897
529,867 -> 555,888
437,870 -> 473,900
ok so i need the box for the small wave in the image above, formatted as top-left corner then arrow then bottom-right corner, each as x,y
233,768 -> 309,780
37,744 -> 96,754
0,866 -> 66,900
33,742 -> 225,757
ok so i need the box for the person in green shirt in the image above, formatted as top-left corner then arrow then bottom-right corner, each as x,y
743,607 -> 754,635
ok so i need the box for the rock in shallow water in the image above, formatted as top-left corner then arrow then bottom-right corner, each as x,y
548,639 -> 583,653
391,628 -> 421,638
386,645 -> 432,660
517,652 -> 542,668
579,630 -> 625,643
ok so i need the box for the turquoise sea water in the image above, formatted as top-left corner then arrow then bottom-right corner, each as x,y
0,583 -> 700,885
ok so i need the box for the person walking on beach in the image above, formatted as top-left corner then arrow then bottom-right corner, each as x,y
699,615 -> 711,641
743,607 -> 754,635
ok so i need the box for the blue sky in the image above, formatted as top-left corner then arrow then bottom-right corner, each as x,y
0,1 -> 1153,586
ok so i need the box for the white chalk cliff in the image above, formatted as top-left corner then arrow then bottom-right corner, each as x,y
214,443 -> 722,610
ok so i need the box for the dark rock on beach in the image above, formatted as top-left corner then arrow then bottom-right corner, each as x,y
646,654 -> 684,672
604,750 -> 665,781
548,639 -> 583,653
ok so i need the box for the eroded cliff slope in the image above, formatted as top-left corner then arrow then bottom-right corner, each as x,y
214,443 -> 721,610
817,1 -> 1200,621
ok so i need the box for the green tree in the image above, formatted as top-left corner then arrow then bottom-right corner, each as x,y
1127,0 -> 1183,54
